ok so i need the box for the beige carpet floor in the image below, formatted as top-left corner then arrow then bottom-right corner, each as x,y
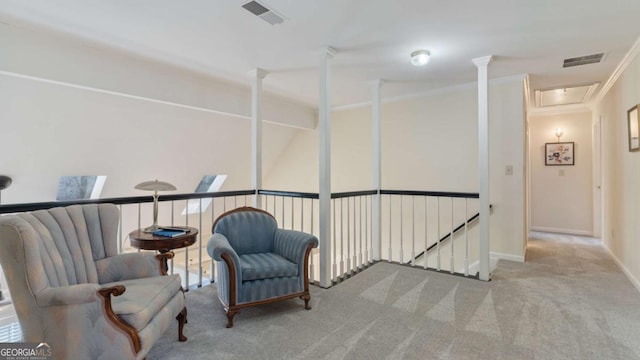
147,232 -> 640,359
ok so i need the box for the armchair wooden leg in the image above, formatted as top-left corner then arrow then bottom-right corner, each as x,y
226,309 -> 239,328
177,307 -> 188,342
300,293 -> 312,310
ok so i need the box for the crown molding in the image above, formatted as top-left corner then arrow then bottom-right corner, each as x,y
593,34 -> 640,104
333,74 -> 527,112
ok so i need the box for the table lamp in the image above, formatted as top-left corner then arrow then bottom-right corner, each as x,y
134,180 -> 176,232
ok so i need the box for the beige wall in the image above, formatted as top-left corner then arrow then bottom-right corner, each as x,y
0,22 -> 311,203
592,47 -> 640,290
529,111 -> 593,235
265,78 -> 527,260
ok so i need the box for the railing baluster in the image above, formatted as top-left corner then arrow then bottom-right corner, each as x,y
301,198 -> 304,232
388,194 -> 392,262
465,198 -> 469,276
450,197 -> 455,274
118,204 -> 123,254
437,197 -> 441,271
340,198 -> 344,279
359,196 -> 363,269
291,197 -> 294,230
184,199 -> 189,290
310,198 -> 315,283
411,196 -> 415,267
424,196 -> 428,270
211,197 -> 215,283
332,199 -> 337,282
365,195 -> 370,264
400,195 -> 403,264
281,196 -> 285,228
368,195 -> 372,263
198,198 -> 203,287
346,197 -> 351,275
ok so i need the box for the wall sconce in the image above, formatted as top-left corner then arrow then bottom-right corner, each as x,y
555,128 -> 563,142
135,180 -> 177,232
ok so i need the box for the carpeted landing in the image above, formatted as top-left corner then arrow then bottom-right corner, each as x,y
147,233 -> 640,359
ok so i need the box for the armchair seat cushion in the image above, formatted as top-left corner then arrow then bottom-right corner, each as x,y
105,274 -> 182,331
239,253 -> 298,281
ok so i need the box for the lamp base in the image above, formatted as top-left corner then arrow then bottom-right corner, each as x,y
142,224 -> 161,233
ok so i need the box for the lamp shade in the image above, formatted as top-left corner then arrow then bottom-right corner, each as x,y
134,180 -> 176,192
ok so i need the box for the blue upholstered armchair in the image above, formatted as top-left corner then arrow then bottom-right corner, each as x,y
0,204 -> 187,359
207,206 -> 318,328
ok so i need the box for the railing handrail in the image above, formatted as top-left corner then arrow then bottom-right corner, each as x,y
380,189 -> 479,198
331,190 -> 377,199
258,189 -> 319,199
0,188 -> 479,214
0,189 -> 256,214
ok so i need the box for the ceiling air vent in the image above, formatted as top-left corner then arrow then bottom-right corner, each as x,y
242,1 -> 285,25
563,53 -> 604,68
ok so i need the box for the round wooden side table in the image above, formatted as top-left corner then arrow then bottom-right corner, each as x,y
129,226 -> 198,271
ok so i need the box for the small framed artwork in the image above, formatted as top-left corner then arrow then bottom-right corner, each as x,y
628,104 -> 640,152
545,142 -> 575,166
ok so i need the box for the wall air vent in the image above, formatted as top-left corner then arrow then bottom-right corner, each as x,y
242,1 -> 285,25
563,53 -> 604,68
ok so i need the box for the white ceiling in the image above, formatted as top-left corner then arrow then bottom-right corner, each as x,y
1,0 -> 639,109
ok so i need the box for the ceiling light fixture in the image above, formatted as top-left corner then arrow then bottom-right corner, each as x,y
410,50 -> 430,66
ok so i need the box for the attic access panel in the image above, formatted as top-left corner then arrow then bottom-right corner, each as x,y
535,84 -> 599,107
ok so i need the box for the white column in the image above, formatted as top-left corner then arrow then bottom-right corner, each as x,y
319,47 -> 336,288
249,68 -> 267,208
472,55 -> 493,281
370,79 -> 383,260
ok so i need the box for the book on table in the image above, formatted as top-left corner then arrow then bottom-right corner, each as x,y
152,228 -> 187,238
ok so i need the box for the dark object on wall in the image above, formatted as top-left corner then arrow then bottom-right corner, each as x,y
628,104 -> 640,152
545,142 -> 575,166
0,176 -> 11,191
0,175 -> 11,205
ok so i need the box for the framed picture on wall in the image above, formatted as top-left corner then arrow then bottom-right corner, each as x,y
628,104 -> 640,152
545,142 -> 574,166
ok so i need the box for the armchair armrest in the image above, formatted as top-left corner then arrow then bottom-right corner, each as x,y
34,283 -> 102,307
274,229 -> 319,264
207,233 -> 243,311
96,252 -> 163,284
207,233 -> 241,265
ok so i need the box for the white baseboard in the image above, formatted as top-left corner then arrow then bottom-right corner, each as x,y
530,226 -> 593,237
601,242 -> 640,294
460,251 -> 523,275
491,251 -> 525,263
463,260 -> 480,275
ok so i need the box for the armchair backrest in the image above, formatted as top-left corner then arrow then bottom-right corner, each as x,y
213,207 -> 277,255
0,204 -> 119,293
